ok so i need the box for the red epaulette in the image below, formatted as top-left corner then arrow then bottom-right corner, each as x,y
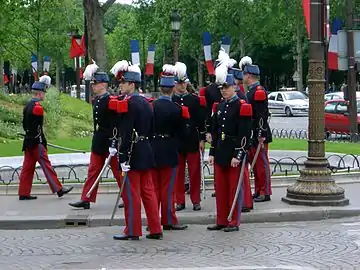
33,102 -> 44,116
117,99 -> 129,113
108,96 -> 118,111
212,102 -> 219,113
181,106 -> 190,119
199,87 -> 206,96
199,96 -> 206,107
254,85 -> 267,101
240,102 -> 253,117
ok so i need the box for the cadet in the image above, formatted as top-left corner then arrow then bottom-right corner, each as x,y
241,57 -> 272,202
172,62 -> 206,211
69,62 -> 124,209
110,60 -> 162,240
18,75 -> 73,200
207,64 -> 253,232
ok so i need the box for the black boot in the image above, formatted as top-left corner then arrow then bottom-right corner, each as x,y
113,234 -> 139,240
207,224 -> 226,231
254,195 -> 271,203
193,203 -> 201,211
19,195 -> 37,200
211,192 -> 216,197
242,206 -> 253,213
224,226 -> 239,232
175,203 -> 185,211
118,203 -> 124,208
57,186 -> 73,197
146,233 -> 163,240
163,224 -> 188,230
69,200 -> 90,209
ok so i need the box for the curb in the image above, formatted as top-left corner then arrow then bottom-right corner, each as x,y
2,207 -> 360,230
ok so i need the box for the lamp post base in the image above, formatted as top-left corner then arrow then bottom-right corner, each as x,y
282,157 -> 349,206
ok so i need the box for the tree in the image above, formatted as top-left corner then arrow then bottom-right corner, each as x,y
83,0 -> 116,70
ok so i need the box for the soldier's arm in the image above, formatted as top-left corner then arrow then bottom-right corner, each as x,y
29,102 -> 44,142
209,103 -> 219,156
108,96 -> 119,149
197,96 -> 207,141
234,102 -> 253,160
176,106 -> 191,139
249,86 -> 268,138
117,99 -> 133,164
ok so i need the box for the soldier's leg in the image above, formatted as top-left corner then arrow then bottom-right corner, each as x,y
18,149 -> 37,198
140,170 -> 162,239
159,167 -> 178,226
248,145 -> 260,198
213,163 -> 228,226
151,168 -> 161,211
109,155 -> 124,208
242,164 -> 253,211
254,144 -> 272,202
175,153 -> 186,208
226,166 -> 242,231
186,151 -> 201,209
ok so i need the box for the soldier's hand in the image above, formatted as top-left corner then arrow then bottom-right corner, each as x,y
109,147 -> 117,157
199,141 -> 205,152
120,162 -> 131,172
258,137 -> 265,144
231,158 -> 241,167
206,133 -> 212,143
208,156 -> 214,166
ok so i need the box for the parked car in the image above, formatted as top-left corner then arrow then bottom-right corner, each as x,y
268,91 -> 309,117
324,99 -> 360,136
70,84 -> 86,101
324,91 -> 360,102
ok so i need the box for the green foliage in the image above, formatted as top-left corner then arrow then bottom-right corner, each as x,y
42,88 -> 62,139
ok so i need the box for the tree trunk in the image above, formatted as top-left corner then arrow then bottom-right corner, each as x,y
83,0 -> 115,70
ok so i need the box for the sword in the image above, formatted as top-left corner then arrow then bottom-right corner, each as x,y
250,118 -> 265,171
86,154 -> 112,198
227,153 -> 247,222
17,133 -> 86,153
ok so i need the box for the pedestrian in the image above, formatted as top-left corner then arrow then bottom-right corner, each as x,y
172,62 -> 206,212
207,63 -> 253,232
150,64 -> 191,230
18,75 -> 73,200
240,56 -> 272,202
110,60 -> 162,240
69,61 -> 124,210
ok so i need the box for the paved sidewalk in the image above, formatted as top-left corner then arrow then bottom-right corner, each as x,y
1,183 -> 360,230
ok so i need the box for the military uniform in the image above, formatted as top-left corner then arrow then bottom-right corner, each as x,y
18,78 -> 73,200
150,72 -> 190,229
69,72 -> 123,210
244,64 -> 272,202
230,68 -> 248,100
207,73 -> 253,232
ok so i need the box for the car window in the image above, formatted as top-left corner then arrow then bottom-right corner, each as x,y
336,102 -> 348,113
324,95 -> 332,101
268,94 -> 276,100
325,102 -> 337,113
283,92 -> 307,100
276,93 -> 283,101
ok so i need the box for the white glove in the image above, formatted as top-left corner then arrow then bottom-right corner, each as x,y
109,147 -> 117,157
120,162 -> 130,172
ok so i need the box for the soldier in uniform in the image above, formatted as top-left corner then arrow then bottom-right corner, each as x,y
150,64 -> 190,230
207,64 -> 253,232
241,57 -> 272,202
172,62 -> 206,211
110,60 -> 162,240
230,68 -> 247,100
69,62 -> 124,209
18,76 -> 73,200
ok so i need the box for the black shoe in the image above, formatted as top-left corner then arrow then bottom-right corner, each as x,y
242,207 -> 252,213
57,186 -> 73,197
175,203 -> 185,211
163,224 -> 188,230
146,233 -> 163,240
224,226 -> 239,232
193,203 -> 201,211
252,192 -> 260,199
69,200 -> 90,209
254,195 -> 271,203
118,203 -> 124,208
185,183 -> 190,193
211,192 -> 216,197
207,224 -> 226,231
113,234 -> 139,240
19,195 -> 37,200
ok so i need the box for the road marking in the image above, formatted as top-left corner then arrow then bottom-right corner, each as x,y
340,222 -> 360,226
100,266 -> 319,270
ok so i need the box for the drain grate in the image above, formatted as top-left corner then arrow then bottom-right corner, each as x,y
64,214 -> 89,227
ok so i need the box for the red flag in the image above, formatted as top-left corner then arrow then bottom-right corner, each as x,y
3,74 -> 9,84
302,0 -> 310,38
70,36 -> 85,59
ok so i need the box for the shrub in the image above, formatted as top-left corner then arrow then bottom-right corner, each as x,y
0,120 -> 22,139
42,88 -> 61,139
0,105 -> 22,124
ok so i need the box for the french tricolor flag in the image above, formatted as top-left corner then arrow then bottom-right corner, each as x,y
130,40 -> 140,66
145,45 -> 155,76
221,36 -> 231,55
203,32 -> 214,75
31,54 -> 38,81
328,18 -> 343,71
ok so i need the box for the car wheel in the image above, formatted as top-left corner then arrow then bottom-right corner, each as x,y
285,107 -> 292,117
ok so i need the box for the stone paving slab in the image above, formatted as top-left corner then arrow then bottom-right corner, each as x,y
1,184 -> 360,230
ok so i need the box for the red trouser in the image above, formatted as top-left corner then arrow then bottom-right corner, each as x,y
249,143 -> 272,196
18,144 -> 63,196
81,152 -> 122,203
175,152 -> 201,205
151,167 -> 178,226
214,163 -> 250,227
122,170 -> 162,237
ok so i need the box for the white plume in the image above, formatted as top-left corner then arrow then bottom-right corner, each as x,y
110,60 -> 129,76
162,64 -> 177,75
216,48 -> 237,68
39,75 -> 51,86
83,59 -> 99,80
175,62 -> 187,80
215,64 -> 228,85
239,56 -> 252,70
128,64 -> 141,75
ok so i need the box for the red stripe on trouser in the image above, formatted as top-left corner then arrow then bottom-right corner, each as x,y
151,167 -> 178,226
214,163 -> 242,227
18,145 -> 62,196
81,152 -> 122,203
122,170 -> 162,237
175,152 -> 201,205
248,143 -> 272,196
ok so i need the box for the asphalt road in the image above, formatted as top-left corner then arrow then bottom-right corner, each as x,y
270,115 -> 308,131
1,217 -> 359,269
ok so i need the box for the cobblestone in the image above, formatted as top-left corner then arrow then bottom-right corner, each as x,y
0,218 -> 360,269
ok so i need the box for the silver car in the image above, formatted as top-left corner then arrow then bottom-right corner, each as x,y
268,91 -> 309,117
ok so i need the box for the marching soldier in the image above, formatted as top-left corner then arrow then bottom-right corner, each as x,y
172,62 -> 206,211
150,64 -> 190,230
230,68 -> 247,100
241,56 -> 272,202
69,62 -> 124,209
207,64 -> 253,232
110,60 -> 162,240
18,75 -> 73,200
